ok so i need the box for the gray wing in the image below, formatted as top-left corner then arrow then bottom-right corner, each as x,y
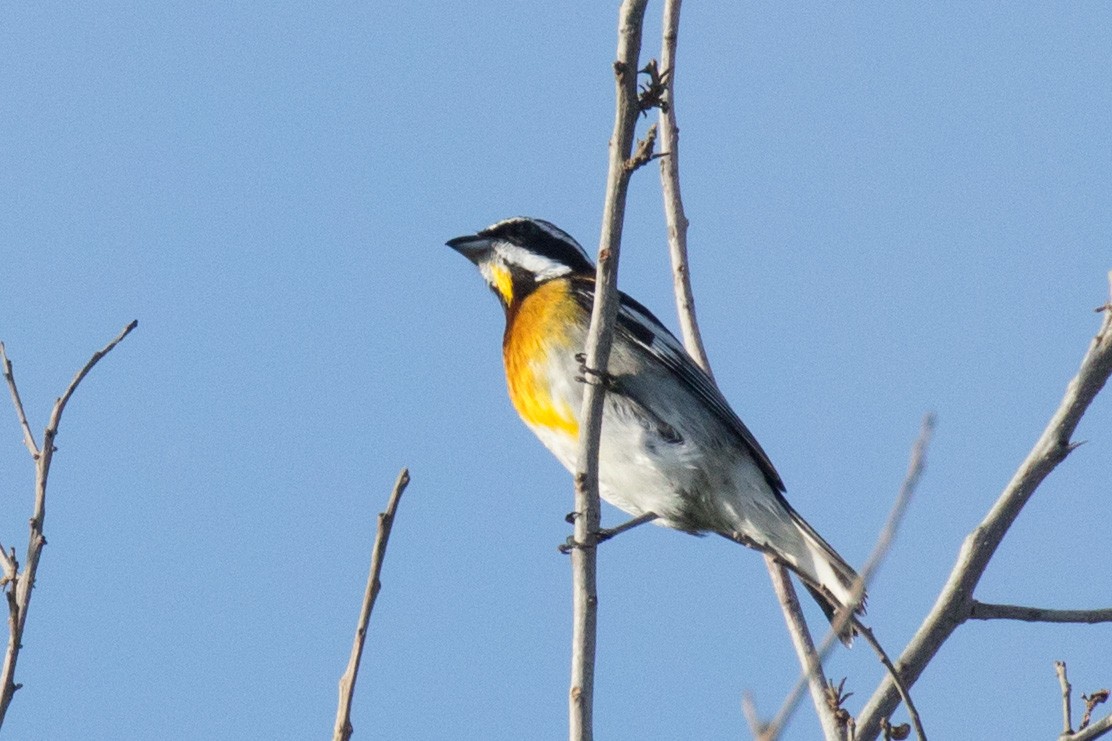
570,280 -> 786,493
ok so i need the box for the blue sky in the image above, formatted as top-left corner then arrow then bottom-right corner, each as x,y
1,3 -> 1109,739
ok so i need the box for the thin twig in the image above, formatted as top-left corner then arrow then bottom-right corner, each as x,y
855,414 -> 935,599
1058,661 -> 1075,736
1054,665 -> 1112,741
856,273 -> 1112,740
51,320 -> 138,436
568,3 -> 649,740
0,547 -> 12,580
656,0 -> 711,377
853,623 -> 926,741
625,123 -> 658,172
743,691 -> 765,738
762,415 -> 935,740
764,560 -> 844,740
0,343 -> 40,457
0,320 -> 137,728
333,468 -> 411,741
654,2 -> 839,734
969,602 -> 1112,624
1081,690 -> 1111,731
1068,713 -> 1112,741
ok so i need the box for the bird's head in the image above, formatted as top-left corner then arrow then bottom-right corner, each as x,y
447,217 -> 594,310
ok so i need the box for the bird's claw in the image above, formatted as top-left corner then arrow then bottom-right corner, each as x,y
558,527 -> 617,554
574,353 -> 615,388
558,535 -> 586,554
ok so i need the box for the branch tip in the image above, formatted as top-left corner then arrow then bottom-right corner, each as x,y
332,467 -> 411,741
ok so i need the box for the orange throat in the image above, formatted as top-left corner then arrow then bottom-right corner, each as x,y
503,280 -> 580,437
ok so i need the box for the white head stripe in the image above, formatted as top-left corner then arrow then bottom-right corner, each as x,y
494,242 -> 575,281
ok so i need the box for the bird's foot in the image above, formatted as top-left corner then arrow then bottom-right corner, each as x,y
558,512 -> 659,553
574,352 -> 615,389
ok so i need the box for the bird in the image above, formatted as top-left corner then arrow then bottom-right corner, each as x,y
447,216 -> 864,641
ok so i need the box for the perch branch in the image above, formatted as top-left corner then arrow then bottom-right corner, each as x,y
333,468 -> 411,741
568,2 -> 649,740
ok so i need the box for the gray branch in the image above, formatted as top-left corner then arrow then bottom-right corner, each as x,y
1058,661 -> 1075,736
654,2 -> 842,735
333,468 -> 411,741
1068,712 -> 1112,741
0,320 -> 137,728
855,273 -> 1112,740
761,414 -> 935,739
969,602 -> 1112,624
1055,660 -> 1112,741
568,2 -> 649,740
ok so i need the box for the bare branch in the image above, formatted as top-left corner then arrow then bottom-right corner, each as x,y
0,547 -> 12,581
333,468 -> 411,741
50,320 -> 139,440
0,343 -> 40,457
1068,713 -> 1112,741
624,123 -> 658,173
654,2 -> 840,734
1058,661 -> 1076,736
568,2 -> 649,739
1081,690 -> 1111,731
0,321 -> 137,728
656,0 -> 711,377
1057,663 -> 1112,741
856,274 -> 1112,740
969,602 -> 1112,624
762,414 -> 935,739
743,691 -> 765,738
763,560 -> 844,740
856,413 -> 935,595
853,624 -> 925,741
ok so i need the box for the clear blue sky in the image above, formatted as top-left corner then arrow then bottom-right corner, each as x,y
1,3 -> 1109,739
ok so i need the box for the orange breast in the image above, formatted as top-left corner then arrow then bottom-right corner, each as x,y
503,279 -> 581,436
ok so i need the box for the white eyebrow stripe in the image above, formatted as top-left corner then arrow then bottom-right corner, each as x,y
484,217 -> 593,268
494,242 -> 575,280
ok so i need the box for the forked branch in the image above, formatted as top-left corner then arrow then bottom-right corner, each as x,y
0,320 -> 137,728
1055,660 -> 1112,741
855,273 -> 1112,740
